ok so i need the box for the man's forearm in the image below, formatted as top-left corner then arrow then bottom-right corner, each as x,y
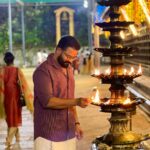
47,97 -> 77,109
72,106 -> 79,123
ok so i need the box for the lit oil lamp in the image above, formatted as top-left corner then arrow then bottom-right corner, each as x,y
137,64 -> 142,75
129,67 -> 134,75
123,97 -> 132,105
104,100 -> 110,105
91,87 -> 101,105
94,69 -> 100,76
105,68 -> 111,75
123,69 -> 127,75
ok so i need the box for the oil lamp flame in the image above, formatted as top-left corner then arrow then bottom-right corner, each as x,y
137,64 -> 142,75
91,89 -> 100,104
105,68 -> 111,75
123,98 -> 132,105
129,67 -> 134,75
104,100 -> 110,105
124,69 -> 127,75
94,69 -> 100,75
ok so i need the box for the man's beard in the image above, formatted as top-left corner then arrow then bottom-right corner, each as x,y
57,55 -> 71,68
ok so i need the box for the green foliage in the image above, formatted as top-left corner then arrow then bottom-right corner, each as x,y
0,24 -> 9,53
0,7 -> 8,53
0,5 -> 88,54
74,9 -> 88,46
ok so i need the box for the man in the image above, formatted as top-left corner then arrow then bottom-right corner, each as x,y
33,35 -> 89,150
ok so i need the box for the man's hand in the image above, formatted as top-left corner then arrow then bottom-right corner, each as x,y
76,97 -> 90,108
75,124 -> 83,140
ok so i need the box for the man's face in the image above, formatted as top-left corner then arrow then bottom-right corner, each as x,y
57,47 -> 78,68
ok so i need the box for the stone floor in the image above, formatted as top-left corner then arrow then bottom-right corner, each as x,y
0,68 -> 150,150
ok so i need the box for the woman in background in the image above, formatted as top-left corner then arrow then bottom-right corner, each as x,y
0,52 -> 33,147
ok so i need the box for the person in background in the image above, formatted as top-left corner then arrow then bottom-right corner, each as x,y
36,50 -> 48,67
81,56 -> 88,74
33,35 -> 90,150
0,52 -> 33,147
87,53 -> 94,74
37,50 -> 43,66
42,50 -> 48,62
72,57 -> 80,75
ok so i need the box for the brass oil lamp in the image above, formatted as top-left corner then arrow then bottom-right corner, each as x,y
91,0 -> 150,149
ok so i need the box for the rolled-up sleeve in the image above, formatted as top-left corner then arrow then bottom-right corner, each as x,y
33,69 -> 53,108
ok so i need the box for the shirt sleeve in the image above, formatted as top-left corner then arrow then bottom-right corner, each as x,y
33,68 -> 53,108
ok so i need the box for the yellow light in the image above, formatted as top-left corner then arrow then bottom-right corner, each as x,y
129,67 -> 134,75
123,98 -> 131,105
91,89 -> 100,104
138,0 -> 150,24
123,69 -> 127,75
120,31 -> 126,39
120,8 -> 138,36
105,68 -> 111,75
94,69 -> 100,75
137,64 -> 142,74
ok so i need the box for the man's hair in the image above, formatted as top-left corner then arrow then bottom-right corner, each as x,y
57,35 -> 81,51
4,52 -> 15,65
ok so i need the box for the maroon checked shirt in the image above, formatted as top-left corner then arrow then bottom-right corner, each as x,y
33,53 -> 76,142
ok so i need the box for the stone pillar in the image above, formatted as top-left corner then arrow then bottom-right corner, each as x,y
69,13 -> 74,36
94,25 -> 100,69
54,7 -> 75,44
55,13 -> 61,44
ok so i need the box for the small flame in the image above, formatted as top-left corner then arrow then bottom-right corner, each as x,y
124,69 -> 127,75
123,98 -> 131,105
104,100 -> 110,105
94,69 -> 100,75
105,68 -> 111,75
91,89 -> 100,104
129,67 -> 134,75
120,31 -> 125,39
137,64 -> 142,74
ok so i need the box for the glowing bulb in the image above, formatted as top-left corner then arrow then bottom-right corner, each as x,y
83,0 -> 88,8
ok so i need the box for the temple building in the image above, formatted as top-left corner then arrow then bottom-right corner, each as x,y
123,0 -> 149,25
122,0 -> 150,76
99,0 -> 150,76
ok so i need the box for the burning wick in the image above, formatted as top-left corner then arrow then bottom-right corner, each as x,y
129,67 -> 134,75
91,88 -> 100,104
137,64 -> 142,75
94,69 -> 100,75
104,100 -> 110,105
123,69 -> 127,75
105,68 -> 111,75
123,98 -> 131,105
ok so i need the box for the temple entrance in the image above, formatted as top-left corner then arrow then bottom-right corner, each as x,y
54,7 -> 75,44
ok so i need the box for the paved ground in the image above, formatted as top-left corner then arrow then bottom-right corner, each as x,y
0,68 -> 150,150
